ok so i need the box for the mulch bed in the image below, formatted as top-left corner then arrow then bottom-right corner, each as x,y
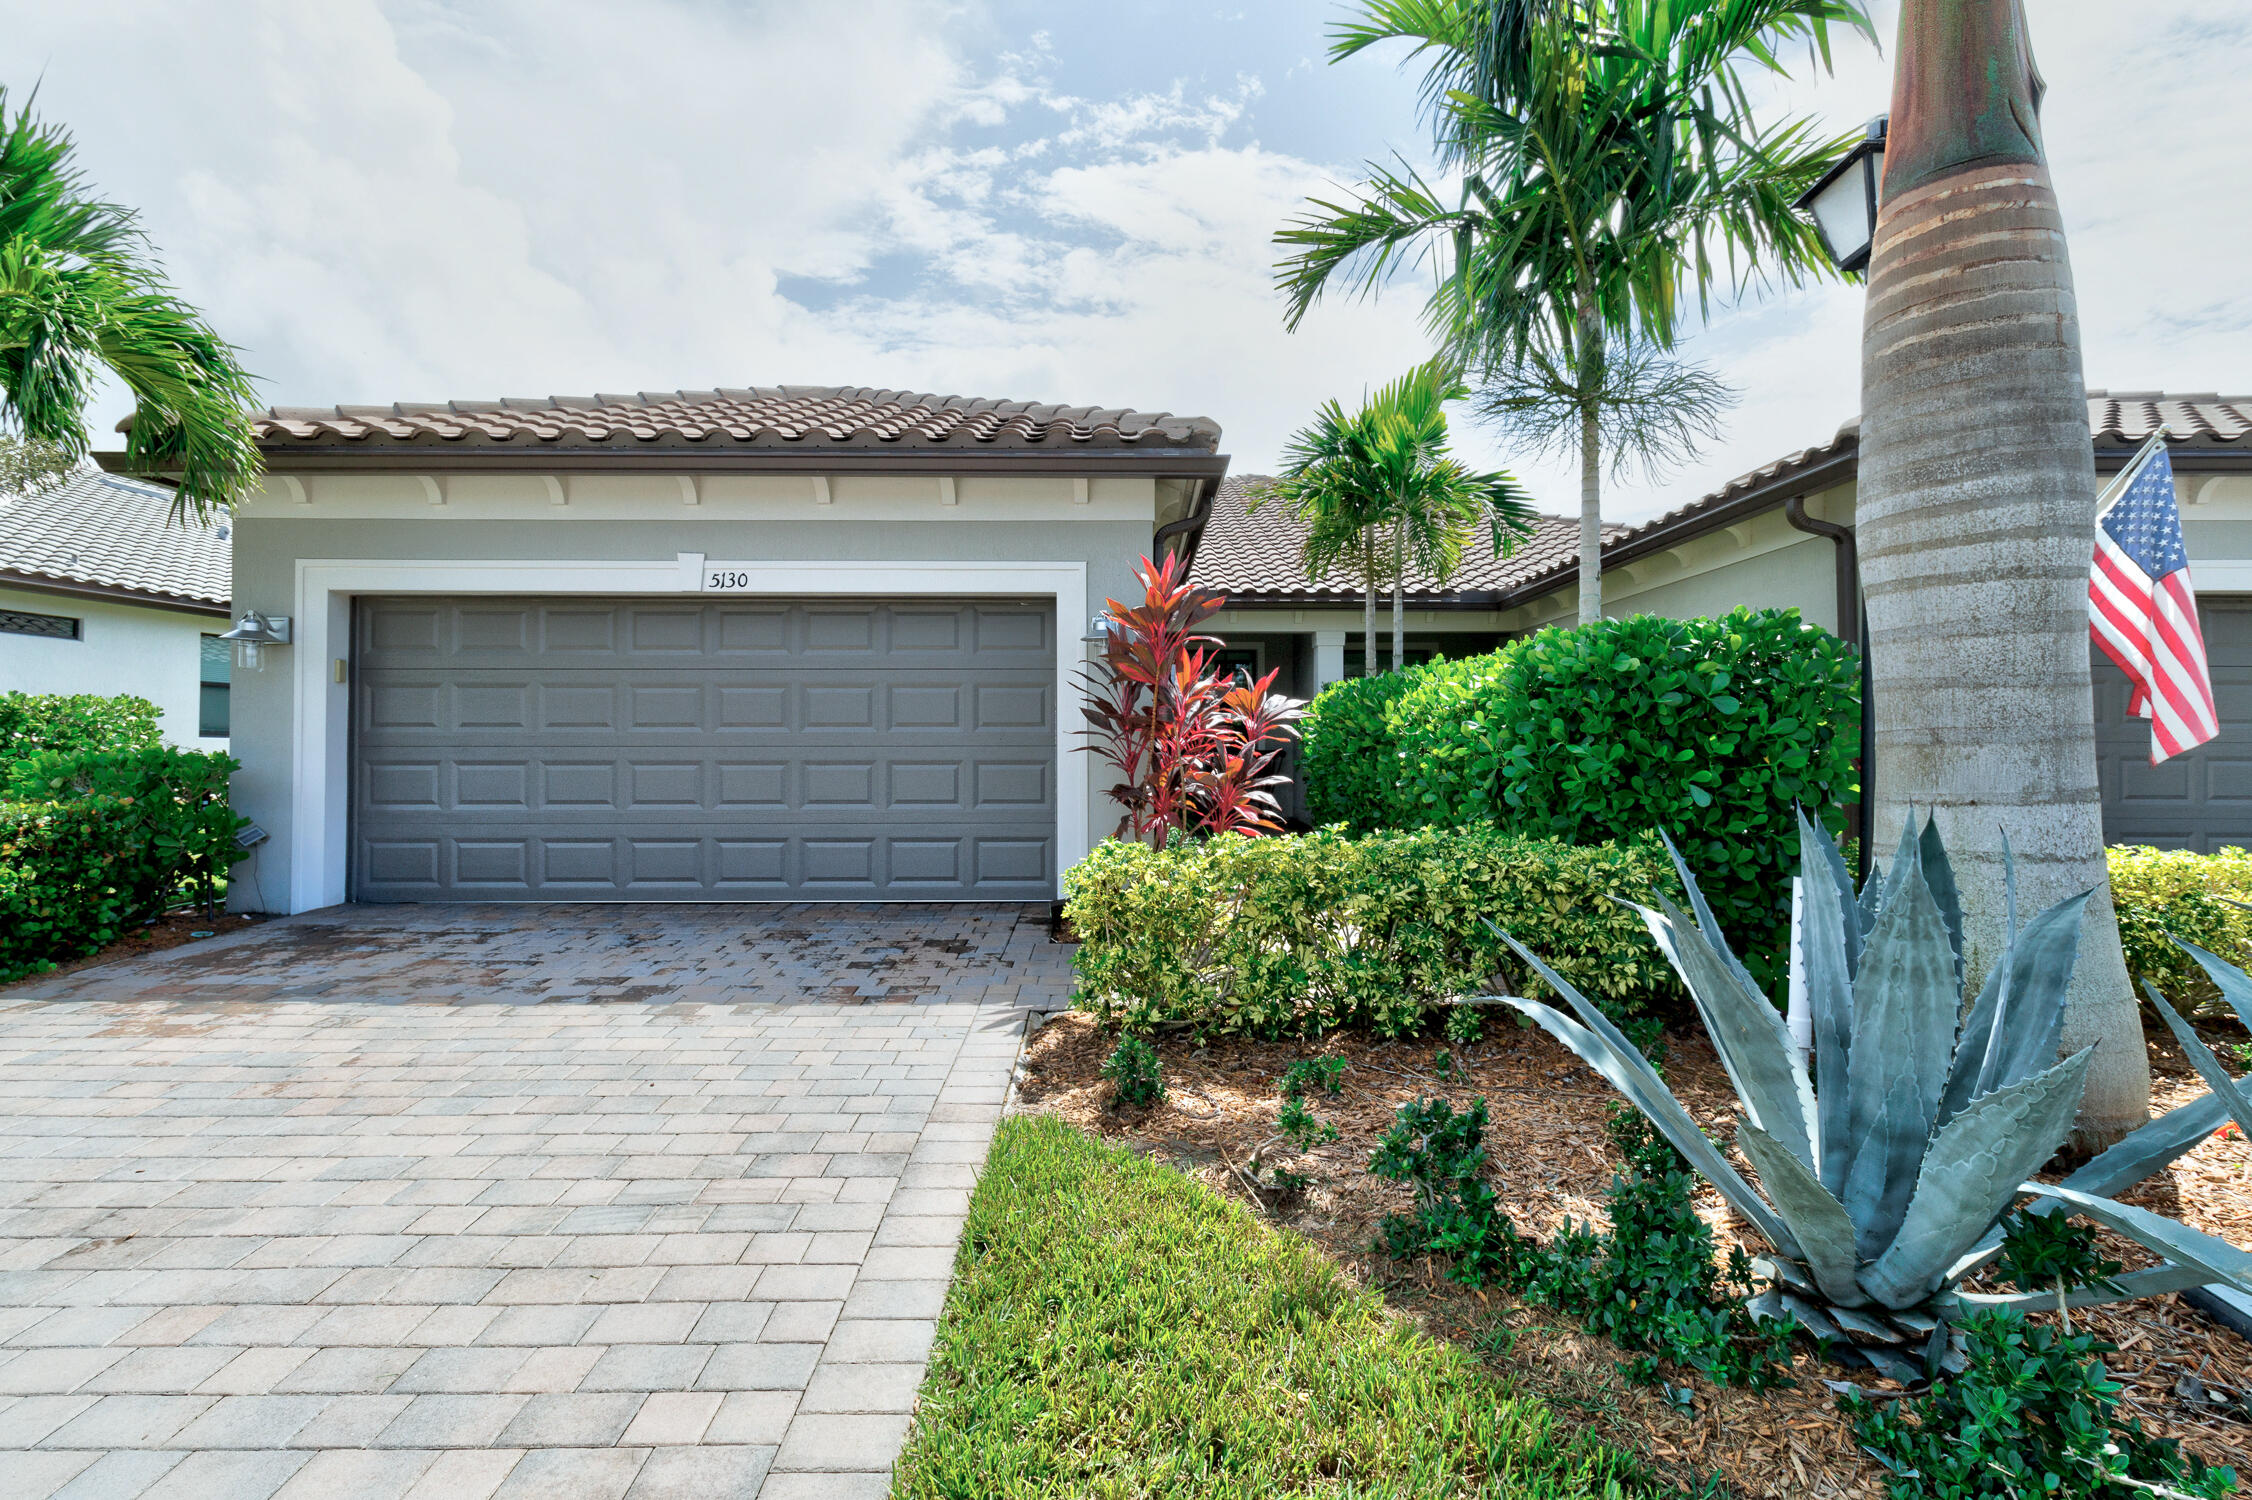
0,910 -> 267,994
1015,1008 -> 2252,1497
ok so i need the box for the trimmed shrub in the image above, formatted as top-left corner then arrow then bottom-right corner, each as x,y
1388,610 -> 1859,980
1064,826 -> 1681,1037
0,744 -> 247,981
1299,671 -> 1416,832
1388,649 -> 1521,828
2109,844 -> 2252,1009
0,692 -> 162,757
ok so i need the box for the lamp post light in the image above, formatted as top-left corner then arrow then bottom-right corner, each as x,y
1795,115 -> 1886,275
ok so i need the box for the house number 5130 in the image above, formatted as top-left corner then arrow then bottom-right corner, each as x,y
706,570 -> 754,590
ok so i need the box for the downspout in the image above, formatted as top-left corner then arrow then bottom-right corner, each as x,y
1784,493 -> 1874,880
1154,477 -> 1218,571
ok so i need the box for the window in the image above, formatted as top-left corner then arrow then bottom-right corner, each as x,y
0,607 -> 80,640
199,633 -> 231,738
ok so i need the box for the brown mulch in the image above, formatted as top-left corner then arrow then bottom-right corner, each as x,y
0,910 -> 267,994
1016,1009 -> 2252,1497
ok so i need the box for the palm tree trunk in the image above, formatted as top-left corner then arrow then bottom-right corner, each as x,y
1363,525 -> 1378,677
1576,296 -> 1604,626
1391,514 -> 1406,672
1857,0 -> 2147,1147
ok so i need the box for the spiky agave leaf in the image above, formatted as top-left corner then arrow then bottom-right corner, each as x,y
1916,814 -> 1966,990
2175,937 -> 2252,1030
2140,981 -> 2252,1142
1736,1122 -> 1867,1307
1938,885 -> 2090,1127
1631,891 -> 1815,1168
1653,828 -> 1770,1008
1793,809 -> 1855,1191
1839,848 -> 1956,1258
1856,1048 -> 2091,1308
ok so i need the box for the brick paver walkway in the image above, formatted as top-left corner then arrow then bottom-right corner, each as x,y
0,907 -> 1063,1499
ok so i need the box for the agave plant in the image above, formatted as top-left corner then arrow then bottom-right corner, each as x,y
1492,812 -> 2252,1383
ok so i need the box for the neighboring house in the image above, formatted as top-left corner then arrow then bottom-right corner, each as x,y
102,386 -> 1224,912
1197,391 -> 2252,851
0,468 -> 233,749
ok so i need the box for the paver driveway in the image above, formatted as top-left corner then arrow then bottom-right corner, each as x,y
0,905 -> 1072,1500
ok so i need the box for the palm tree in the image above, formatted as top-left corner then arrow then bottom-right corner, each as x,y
0,86 -> 260,517
1258,360 -> 1534,673
1856,0 -> 2147,1146
1277,0 -> 1871,624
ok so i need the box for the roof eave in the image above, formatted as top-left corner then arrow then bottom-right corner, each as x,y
0,568 -> 230,618
218,445 -> 1231,478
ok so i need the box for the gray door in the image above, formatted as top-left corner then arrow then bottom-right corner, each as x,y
351,596 -> 1055,901
2096,597 -> 2252,850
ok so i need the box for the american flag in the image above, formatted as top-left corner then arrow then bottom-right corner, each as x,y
2089,437 -> 2218,763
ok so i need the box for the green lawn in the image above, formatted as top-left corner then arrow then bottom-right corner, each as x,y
890,1114 -> 1652,1498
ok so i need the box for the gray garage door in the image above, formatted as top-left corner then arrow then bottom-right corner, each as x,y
351,596 -> 1055,901
2096,597 -> 2252,850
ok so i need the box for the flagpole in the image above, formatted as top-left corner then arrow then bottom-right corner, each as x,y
2095,427 -> 2171,520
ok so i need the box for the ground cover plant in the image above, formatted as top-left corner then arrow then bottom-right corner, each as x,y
888,1112 -> 1654,1499
1015,1011 -> 2252,1498
1066,823 -> 1680,1037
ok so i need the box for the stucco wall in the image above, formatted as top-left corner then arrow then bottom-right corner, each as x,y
228,472 -> 1158,911
0,584 -> 226,749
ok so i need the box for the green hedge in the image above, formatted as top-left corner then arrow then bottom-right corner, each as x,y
1299,672 -> 1414,832
1064,826 -> 1681,1037
2109,844 -> 2252,1010
1302,610 -> 1859,984
1,743 -> 247,982
0,692 -> 161,757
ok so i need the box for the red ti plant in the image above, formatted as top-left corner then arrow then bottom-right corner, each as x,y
1079,552 -> 1303,845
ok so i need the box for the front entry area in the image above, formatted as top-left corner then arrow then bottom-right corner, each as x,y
350,595 -> 1057,900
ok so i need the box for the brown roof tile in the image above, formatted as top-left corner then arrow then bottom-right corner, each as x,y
1193,474 -> 1613,604
252,385 -> 1221,453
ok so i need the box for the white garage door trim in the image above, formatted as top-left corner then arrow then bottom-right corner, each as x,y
288,556 -> 1089,913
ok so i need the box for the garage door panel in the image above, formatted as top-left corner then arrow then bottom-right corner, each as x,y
352,596 -> 1055,900
2098,597 -> 2252,849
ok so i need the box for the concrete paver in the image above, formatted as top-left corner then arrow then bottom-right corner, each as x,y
0,904 -> 1043,1495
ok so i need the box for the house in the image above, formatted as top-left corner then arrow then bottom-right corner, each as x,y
106,386 -> 1225,912
1194,391 -> 2252,850
0,468 -> 233,748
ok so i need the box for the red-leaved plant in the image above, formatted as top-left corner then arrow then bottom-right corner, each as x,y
1079,552 -> 1303,846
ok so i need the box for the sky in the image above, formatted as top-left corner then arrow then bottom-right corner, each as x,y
5,0 -> 2247,525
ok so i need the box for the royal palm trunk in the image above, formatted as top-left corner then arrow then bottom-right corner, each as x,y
1577,294 -> 1604,626
1856,0 -> 2147,1145
1391,513 -> 1406,673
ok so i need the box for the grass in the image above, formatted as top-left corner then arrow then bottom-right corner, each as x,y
889,1114 -> 1654,1499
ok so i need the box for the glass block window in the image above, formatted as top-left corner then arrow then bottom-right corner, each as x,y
0,607 -> 81,640
199,633 -> 231,738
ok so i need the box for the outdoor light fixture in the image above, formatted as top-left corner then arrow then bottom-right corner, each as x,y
216,610 -> 291,672
1796,114 -> 1887,274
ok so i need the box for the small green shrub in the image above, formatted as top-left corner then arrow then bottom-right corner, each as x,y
1445,1006 -> 1485,1046
0,744 -> 246,980
1276,1093 -> 1338,1152
1299,671 -> 1417,832
1280,1056 -> 1346,1100
1066,825 -> 1682,1038
0,692 -> 162,758
1101,1034 -> 1164,1107
2108,844 -> 2252,1010
1368,1096 -> 1532,1287
1995,1212 -> 2124,1301
1844,1308 -> 2238,1499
